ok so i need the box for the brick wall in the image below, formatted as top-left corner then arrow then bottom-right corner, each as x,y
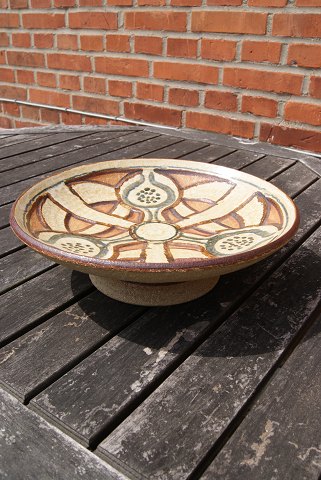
0,2 -> 321,153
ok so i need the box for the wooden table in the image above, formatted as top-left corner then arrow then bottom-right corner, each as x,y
1,126 -> 321,480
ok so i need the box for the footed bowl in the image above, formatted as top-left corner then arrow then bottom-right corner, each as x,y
10,158 -> 299,306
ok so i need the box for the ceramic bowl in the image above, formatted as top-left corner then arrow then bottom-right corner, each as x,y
10,158 -> 299,306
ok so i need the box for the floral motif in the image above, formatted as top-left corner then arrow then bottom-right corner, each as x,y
26,166 -> 286,264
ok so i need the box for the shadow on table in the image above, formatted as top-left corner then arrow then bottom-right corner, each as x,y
70,244 -> 321,359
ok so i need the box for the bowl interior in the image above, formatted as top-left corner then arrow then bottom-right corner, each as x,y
11,158 -> 299,272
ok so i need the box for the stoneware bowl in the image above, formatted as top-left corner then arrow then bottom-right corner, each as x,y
10,158 -> 299,306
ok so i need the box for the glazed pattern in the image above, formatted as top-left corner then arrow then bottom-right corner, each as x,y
26,166 -> 287,264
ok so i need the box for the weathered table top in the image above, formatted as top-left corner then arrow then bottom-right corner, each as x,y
0,126 -> 321,480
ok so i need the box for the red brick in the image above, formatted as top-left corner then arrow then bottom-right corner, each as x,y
201,39 -> 236,61
10,0 -> 27,8
207,0 -> 242,4
205,90 -> 238,112
0,85 -> 27,100
139,0 -> 165,4
192,11 -> 267,35
4,103 -> 20,116
30,0 -> 51,6
260,123 -> 321,153
79,0 -> 103,5
0,117 -> 12,129
61,111 -> 82,125
7,51 -> 45,68
125,12 -> 187,32
284,101 -> 321,126
241,95 -> 278,118
296,0 -> 321,4
16,69 -> 34,84
0,33 -> 9,46
12,33 -> 31,48
288,44 -> 321,68
16,120 -> 42,127
54,0 -> 75,6
108,0 -> 132,4
134,36 -> 162,55
37,72 -> 56,88
154,61 -> 218,85
84,116 -> 109,125
0,13 -> 19,28
242,41 -> 282,64
125,102 -> 182,127
80,35 -> 104,52
95,57 -> 149,77
309,76 -> 321,99
59,74 -> 81,91
0,52 -> 5,65
0,0 -> 8,7
136,82 -> 164,102
167,38 -> 197,58
248,0 -> 287,5
106,34 -> 130,52
41,109 -> 61,124
23,13 -> 65,29
223,68 -> 303,95
48,53 -> 91,72
171,0 -> 201,4
30,89 -> 71,108
273,14 -> 321,38
168,88 -> 199,107
109,80 -> 132,97
34,33 -> 54,49
21,105 -> 40,121
72,95 -> 119,115
69,12 -> 117,30
0,68 -> 15,83
83,76 -> 106,94
186,111 -> 255,139
57,34 -> 78,50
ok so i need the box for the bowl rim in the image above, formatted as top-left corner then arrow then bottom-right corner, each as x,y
10,158 -> 300,273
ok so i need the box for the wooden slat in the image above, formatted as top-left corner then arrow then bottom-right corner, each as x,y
0,226 -> 23,258
179,144 -> 235,162
0,248 -> 54,295
31,179 -> 321,448
0,267 -> 92,347
141,139 -> 208,159
0,132 -> 92,161
271,162 -> 318,197
0,389 -> 127,480
0,131 -> 138,188
97,226 -> 321,480
213,150 -> 265,169
201,312 -> 321,480
0,291 -> 144,402
0,203 -> 12,229
0,133 -> 51,149
241,155 -> 296,180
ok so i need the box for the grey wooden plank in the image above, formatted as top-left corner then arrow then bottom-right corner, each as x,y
0,132 -> 92,161
213,150 -> 265,169
271,162 -> 318,198
0,226 -> 23,258
0,267 -> 92,347
97,226 -> 321,480
0,203 -> 12,229
31,180 -> 321,448
0,131 -> 138,187
0,291 -> 144,402
241,155 -> 296,180
180,144 -> 236,162
0,248 -> 54,295
0,388 -> 128,480
0,131 -> 159,205
0,133 -> 52,149
201,312 -> 321,480
0,130 -> 136,174
141,139 -> 209,159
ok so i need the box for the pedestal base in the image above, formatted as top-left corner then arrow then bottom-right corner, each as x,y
89,275 -> 220,306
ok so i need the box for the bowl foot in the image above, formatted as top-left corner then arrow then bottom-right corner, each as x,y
89,275 -> 220,306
